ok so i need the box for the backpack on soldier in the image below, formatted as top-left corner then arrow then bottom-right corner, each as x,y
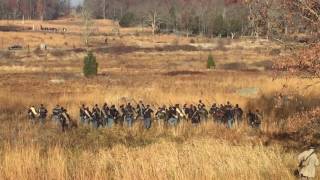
294,151 -> 315,177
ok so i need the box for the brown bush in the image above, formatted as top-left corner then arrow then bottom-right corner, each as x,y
251,60 -> 274,70
164,70 -> 205,76
269,49 -> 281,56
221,62 -> 248,70
0,50 -> 12,59
50,49 -> 66,57
275,43 -> 320,77
247,93 -> 320,122
155,45 -> 198,52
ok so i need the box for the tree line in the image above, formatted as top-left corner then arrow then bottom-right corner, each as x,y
82,0 -> 320,39
0,0 -> 71,20
1,0 -> 319,40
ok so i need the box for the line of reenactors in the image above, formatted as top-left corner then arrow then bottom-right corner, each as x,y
27,100 -> 263,131
28,104 -> 76,132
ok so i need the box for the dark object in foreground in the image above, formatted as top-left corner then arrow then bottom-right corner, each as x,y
8,45 -> 23,50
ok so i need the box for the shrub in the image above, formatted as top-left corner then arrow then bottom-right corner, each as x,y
50,49 -> 66,57
269,48 -> 281,56
221,62 -> 247,70
0,50 -> 11,59
83,52 -> 98,77
119,12 -> 136,27
172,38 -> 179,46
207,54 -> 216,69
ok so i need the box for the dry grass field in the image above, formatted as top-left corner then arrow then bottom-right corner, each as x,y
0,19 -> 320,179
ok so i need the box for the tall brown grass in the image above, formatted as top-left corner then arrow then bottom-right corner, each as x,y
1,19 -> 319,179
0,114 -> 300,180
0,139 -> 297,180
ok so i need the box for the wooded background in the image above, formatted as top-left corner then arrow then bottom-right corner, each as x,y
1,0 -> 319,39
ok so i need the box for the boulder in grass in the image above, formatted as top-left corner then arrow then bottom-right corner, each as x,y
237,87 -> 259,97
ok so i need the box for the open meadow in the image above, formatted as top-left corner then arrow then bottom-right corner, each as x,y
0,18 -> 320,179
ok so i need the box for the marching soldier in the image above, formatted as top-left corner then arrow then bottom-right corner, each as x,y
136,101 -> 145,120
80,104 -> 86,124
185,104 -> 194,121
167,106 -> 178,126
38,104 -> 48,125
183,104 -> 190,121
175,104 -> 186,122
109,105 -> 119,127
198,104 -> 208,122
247,109 -> 262,129
155,105 -> 167,126
102,103 -> 109,127
191,106 -> 201,125
124,103 -> 135,127
28,105 -> 38,124
234,104 -> 243,126
92,104 -> 102,128
198,100 -> 206,109
254,109 -> 262,129
217,104 -> 225,123
247,110 -> 255,128
143,105 -> 154,129
209,103 -> 219,122
59,107 -> 71,132
297,145 -> 319,179
224,102 -> 234,128
119,105 -> 126,126
52,105 -> 62,124
84,106 -> 92,124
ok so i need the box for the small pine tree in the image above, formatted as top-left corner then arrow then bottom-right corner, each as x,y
207,54 -> 216,69
83,51 -> 98,77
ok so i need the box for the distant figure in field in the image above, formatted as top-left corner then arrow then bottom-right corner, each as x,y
254,109 -> 262,128
233,104 -> 243,126
28,105 -> 38,124
109,105 -> 119,127
155,105 -> 167,127
38,104 -> 48,125
143,105 -> 153,129
224,101 -> 234,128
175,104 -> 186,122
297,145 -> 319,179
60,107 -> 72,132
167,106 -> 178,126
247,109 -> 262,129
124,103 -> 135,127
191,106 -> 201,125
92,104 -> 102,128
52,105 -> 62,124
197,103 -> 208,122
209,103 -> 219,122
136,101 -> 145,121
80,104 -> 92,125
102,103 -> 109,127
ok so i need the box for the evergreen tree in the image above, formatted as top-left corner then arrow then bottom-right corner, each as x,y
207,54 -> 215,69
83,52 -> 98,77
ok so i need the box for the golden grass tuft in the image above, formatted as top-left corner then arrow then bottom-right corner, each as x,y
0,138 -> 297,180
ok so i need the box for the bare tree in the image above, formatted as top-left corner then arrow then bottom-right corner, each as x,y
103,0 -> 109,19
145,9 -> 162,37
281,0 -> 320,33
275,43 -> 320,78
81,8 -> 94,47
